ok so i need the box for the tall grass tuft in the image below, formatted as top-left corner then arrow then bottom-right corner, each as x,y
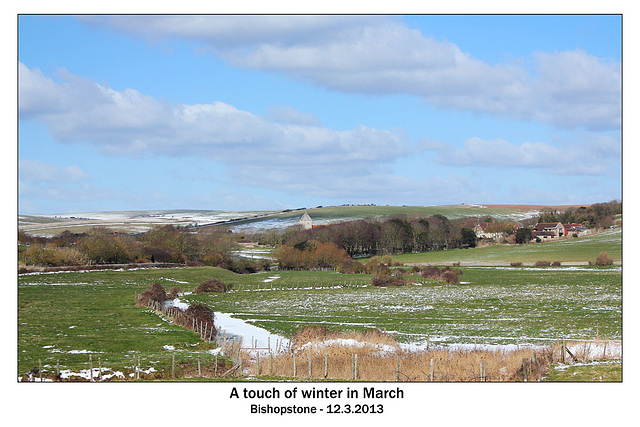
249,329 -> 619,382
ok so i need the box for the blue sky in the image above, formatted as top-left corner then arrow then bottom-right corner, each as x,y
17,14 -> 622,214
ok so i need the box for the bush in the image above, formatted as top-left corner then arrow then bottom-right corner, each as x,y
594,251 -> 614,266
371,275 -> 406,287
169,286 -> 181,297
510,262 -> 523,267
535,261 -> 551,267
194,279 -> 228,294
185,304 -> 216,335
366,262 -> 391,276
552,261 -> 562,266
137,283 -> 168,306
337,259 -> 366,274
441,270 -> 460,284
421,266 -> 442,280
420,266 -> 463,284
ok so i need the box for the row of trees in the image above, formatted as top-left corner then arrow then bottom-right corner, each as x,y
537,200 -> 621,228
19,225 -> 265,272
259,214 -> 478,259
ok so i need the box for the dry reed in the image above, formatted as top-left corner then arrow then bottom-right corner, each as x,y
247,328 -> 619,382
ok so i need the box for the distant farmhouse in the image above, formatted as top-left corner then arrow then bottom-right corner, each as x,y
473,220 -> 522,240
532,222 -> 565,239
473,221 -> 505,240
564,223 -> 588,236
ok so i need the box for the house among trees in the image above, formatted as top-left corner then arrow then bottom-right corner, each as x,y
299,212 -> 313,230
564,223 -> 588,236
532,222 -> 565,239
473,221 -> 505,240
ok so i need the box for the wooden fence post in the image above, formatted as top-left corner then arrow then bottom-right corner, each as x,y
293,354 -> 297,377
172,353 -> 175,378
430,358 -> 434,382
353,354 -> 358,380
89,355 -> 93,382
396,356 -> 400,381
308,353 -> 312,378
198,356 -> 201,377
324,353 -> 328,379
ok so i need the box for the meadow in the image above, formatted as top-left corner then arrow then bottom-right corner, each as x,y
17,226 -> 622,381
382,228 -> 622,265
18,264 -> 621,380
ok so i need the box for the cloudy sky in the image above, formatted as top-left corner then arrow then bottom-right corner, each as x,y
18,14 -> 622,214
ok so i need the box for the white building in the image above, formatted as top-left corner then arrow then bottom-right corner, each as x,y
299,212 -> 313,230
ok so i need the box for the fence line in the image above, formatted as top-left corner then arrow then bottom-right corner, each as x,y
21,336 -> 619,382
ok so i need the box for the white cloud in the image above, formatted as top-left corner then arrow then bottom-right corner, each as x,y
83,15 -> 620,131
267,106 -> 322,126
19,63 -> 416,200
19,159 -> 90,183
427,135 -> 620,176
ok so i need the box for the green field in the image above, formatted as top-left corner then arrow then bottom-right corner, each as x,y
381,229 -> 621,265
18,266 -> 621,379
235,204 -> 539,227
544,361 -> 622,382
17,227 -> 622,380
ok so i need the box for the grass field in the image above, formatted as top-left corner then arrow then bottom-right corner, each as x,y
18,265 -> 621,379
380,229 -> 622,265
232,204 -> 543,230
17,226 -> 622,381
544,361 -> 622,381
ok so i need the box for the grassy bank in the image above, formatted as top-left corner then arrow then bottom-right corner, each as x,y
378,229 -> 621,265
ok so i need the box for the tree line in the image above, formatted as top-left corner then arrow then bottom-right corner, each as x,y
258,214 -> 478,259
18,225 -> 266,273
19,200 -> 620,271
537,200 -> 621,228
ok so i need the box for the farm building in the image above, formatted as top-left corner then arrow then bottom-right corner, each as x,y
564,223 -> 589,237
299,212 -> 313,230
532,222 -> 565,239
473,221 -> 505,240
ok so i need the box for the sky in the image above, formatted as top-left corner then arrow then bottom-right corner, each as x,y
17,13 -> 622,214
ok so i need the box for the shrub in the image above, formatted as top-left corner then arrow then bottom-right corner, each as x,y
185,304 -> 216,334
194,279 -> 228,294
366,262 -> 391,275
169,286 -> 181,297
535,261 -> 551,267
371,275 -> 406,287
552,261 -> 562,266
137,283 -> 168,306
441,270 -> 460,284
510,262 -> 523,267
420,266 -> 463,284
337,259 -> 366,274
594,251 -> 614,266
421,266 -> 442,280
